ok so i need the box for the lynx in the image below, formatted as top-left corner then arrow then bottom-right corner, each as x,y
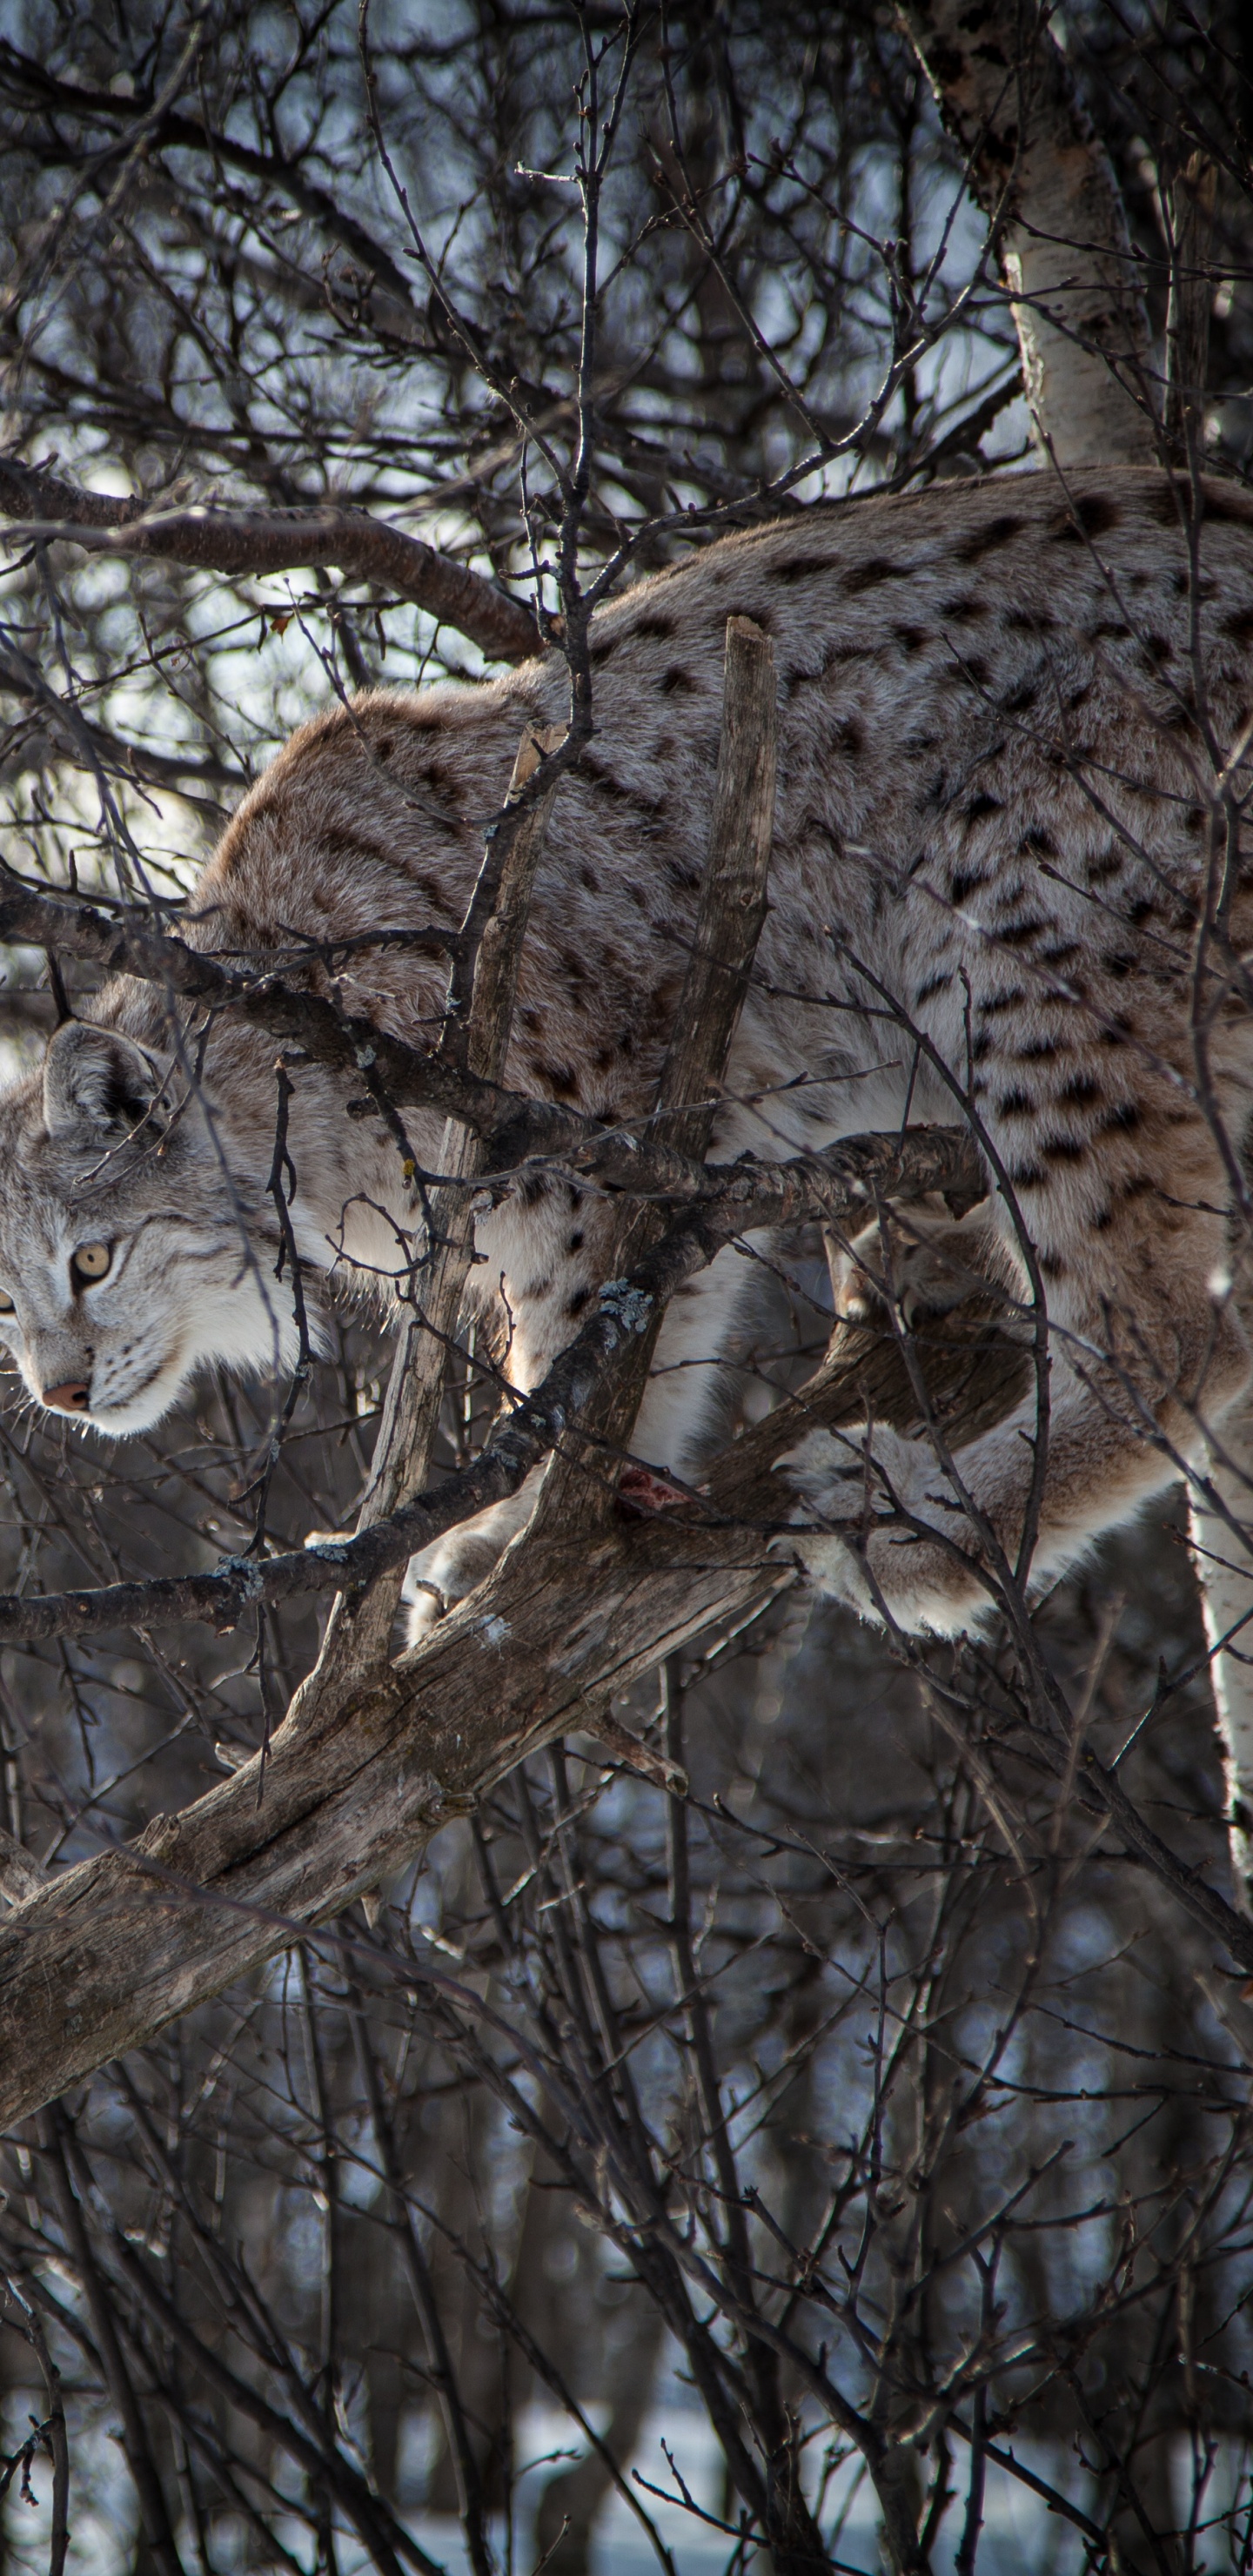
1,467 -> 1252,1705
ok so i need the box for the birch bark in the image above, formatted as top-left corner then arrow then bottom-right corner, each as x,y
901,0 -> 1156,462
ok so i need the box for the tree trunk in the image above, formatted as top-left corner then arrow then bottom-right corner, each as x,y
900,0 -> 1156,462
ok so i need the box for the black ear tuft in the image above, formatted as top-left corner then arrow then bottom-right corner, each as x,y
43,1023 -> 163,1136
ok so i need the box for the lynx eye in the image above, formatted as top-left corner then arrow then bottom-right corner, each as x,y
71,1242 -> 113,1285
0,1288 -> 13,1314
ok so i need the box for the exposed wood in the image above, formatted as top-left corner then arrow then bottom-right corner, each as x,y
0,1821 -> 46,1907
443,723 -> 569,1079
306,721 -> 568,1688
0,592 -> 1015,2123
1188,1399 -> 1253,1909
0,627 -> 1011,2125
653,616 -> 778,1162
900,0 -> 1155,463
0,1286 -> 1033,2130
8,1270 -> 1253,2132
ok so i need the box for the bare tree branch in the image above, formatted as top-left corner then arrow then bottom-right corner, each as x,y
0,457 -> 539,663
0,15 -> 1247,2563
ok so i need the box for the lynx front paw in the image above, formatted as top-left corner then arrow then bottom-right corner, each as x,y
405,1521 -> 515,1642
404,1479 -> 542,1645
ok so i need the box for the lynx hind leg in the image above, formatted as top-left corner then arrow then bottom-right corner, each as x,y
827,1197 -> 1019,1331
784,1197 -> 1029,1627
786,1239 -> 1251,1640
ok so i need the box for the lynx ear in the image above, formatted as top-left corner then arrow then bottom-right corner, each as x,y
43,1023 -> 162,1136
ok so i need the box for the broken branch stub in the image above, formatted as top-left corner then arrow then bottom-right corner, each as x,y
653,613 -> 778,1160
2,1254 -> 1244,2137
0,645 -> 1027,2124
1165,154 -> 1216,466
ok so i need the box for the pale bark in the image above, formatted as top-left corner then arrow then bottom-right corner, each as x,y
0,619 -> 780,2120
900,0 -> 1156,463
0,615 -> 1013,2130
906,8 -> 1253,1927
308,719 -> 569,1689
1191,1389 -> 1253,1910
0,1434 -> 770,2131
527,611 -> 779,1534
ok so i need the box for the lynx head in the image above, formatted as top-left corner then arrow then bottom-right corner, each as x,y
0,1021 -> 307,1434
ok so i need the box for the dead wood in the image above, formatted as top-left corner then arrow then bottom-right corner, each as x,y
300,720 -> 570,1696
526,610 -> 779,1534
1165,154 -> 1217,466
0,1277 -> 1033,2130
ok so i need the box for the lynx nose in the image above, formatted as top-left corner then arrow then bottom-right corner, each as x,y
43,1380 -> 90,1413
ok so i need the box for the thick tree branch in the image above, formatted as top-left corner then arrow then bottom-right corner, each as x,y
3,1258 -> 1245,2132
1165,153 -> 1216,467
651,616 -> 778,1161
0,458 -> 539,664
528,612 -> 779,1536
0,1268 -> 1031,2127
304,720 -> 569,1698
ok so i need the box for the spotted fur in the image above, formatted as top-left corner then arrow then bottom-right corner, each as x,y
0,468 -> 1250,1649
